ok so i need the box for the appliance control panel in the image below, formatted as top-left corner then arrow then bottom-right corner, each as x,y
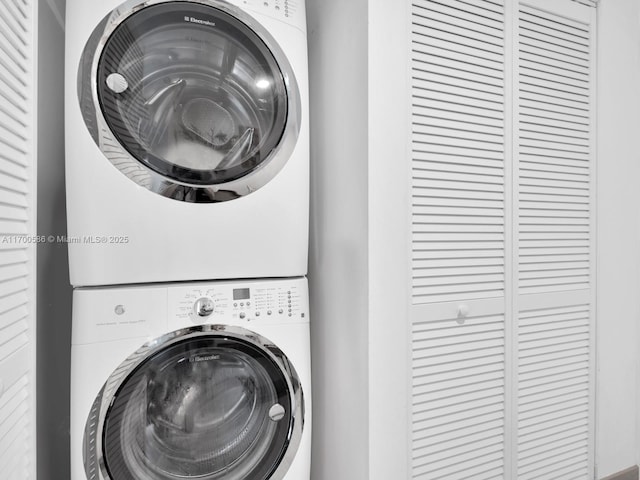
72,279 -> 308,345
168,279 -> 307,325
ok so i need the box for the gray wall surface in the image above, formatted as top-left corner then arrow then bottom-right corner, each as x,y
306,0 -> 371,479
37,0 -> 72,479
595,0 -> 640,477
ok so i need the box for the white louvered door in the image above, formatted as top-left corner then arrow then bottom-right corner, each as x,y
410,1 -> 509,478
410,0 -> 595,478
514,1 -> 595,479
0,0 -> 37,478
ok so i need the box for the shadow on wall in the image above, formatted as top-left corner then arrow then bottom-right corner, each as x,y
37,1 -> 73,479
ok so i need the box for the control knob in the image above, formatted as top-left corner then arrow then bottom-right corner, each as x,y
194,297 -> 215,317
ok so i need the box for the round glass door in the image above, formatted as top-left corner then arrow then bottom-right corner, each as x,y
79,0 -> 301,201
99,2 -> 287,184
85,328 -> 303,480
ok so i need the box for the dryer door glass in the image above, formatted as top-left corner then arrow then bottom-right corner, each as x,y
97,2 -> 288,185
101,336 -> 293,479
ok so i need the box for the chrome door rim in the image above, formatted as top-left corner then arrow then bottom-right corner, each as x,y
83,324 -> 305,480
78,0 -> 301,203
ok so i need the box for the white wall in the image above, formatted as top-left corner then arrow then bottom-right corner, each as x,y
367,0 -> 411,478
307,1 -> 370,478
596,0 -> 640,477
307,0 -> 413,477
37,1 -> 72,479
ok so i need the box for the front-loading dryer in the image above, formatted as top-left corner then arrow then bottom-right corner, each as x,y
71,277 -> 311,479
65,0 -> 309,287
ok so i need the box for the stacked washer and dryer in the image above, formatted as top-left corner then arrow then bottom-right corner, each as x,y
64,1 -> 311,479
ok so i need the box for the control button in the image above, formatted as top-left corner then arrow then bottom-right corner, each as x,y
288,313 -> 292,317
278,309 -> 283,314
247,301 -> 251,306
267,310 -> 272,315
114,305 -> 125,315
194,297 -> 214,317
301,313 -> 305,318
240,302 -> 244,307
256,312 -> 261,317
239,312 -> 246,319
234,303 -> 237,307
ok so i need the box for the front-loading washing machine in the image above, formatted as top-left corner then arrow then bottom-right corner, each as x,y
70,277 -> 311,479
65,0 -> 309,287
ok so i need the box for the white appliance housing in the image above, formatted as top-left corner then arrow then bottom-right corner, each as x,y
70,277 -> 311,480
65,0 -> 309,287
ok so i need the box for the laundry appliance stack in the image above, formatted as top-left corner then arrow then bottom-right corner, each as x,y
64,1 -> 311,479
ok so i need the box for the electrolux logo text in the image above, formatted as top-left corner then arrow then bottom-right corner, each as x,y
190,354 -> 221,363
184,16 -> 216,27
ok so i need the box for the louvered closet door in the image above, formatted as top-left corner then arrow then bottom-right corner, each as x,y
0,0 -> 37,478
410,1 -> 508,478
410,0 -> 596,478
514,1 -> 595,479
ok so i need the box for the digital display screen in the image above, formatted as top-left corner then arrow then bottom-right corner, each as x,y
233,288 -> 250,300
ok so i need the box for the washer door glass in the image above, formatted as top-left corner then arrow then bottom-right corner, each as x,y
97,2 -> 288,185
102,336 -> 293,480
